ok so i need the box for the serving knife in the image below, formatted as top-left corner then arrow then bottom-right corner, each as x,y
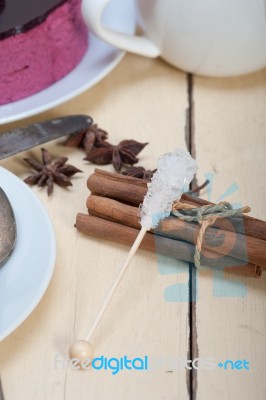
0,115 -> 93,160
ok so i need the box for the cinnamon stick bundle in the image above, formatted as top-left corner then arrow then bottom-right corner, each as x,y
75,214 -> 261,278
77,168 -> 266,278
87,169 -> 266,241
86,195 -> 266,269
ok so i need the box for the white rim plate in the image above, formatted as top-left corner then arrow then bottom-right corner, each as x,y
0,0 -> 136,125
0,167 -> 56,340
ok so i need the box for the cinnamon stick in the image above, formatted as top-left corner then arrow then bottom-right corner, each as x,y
87,169 -> 266,241
87,195 -> 266,269
75,213 -> 261,278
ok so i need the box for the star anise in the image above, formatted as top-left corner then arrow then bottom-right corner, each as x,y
122,166 -> 156,180
84,140 -> 148,171
64,124 -> 108,153
23,148 -> 82,196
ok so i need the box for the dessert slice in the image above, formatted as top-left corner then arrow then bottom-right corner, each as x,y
0,0 -> 88,105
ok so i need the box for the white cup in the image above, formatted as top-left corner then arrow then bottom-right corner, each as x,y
82,0 -> 266,77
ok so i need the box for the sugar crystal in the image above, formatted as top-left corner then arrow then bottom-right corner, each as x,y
140,149 -> 197,229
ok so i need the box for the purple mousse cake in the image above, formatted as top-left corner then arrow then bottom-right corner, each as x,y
0,0 -> 88,105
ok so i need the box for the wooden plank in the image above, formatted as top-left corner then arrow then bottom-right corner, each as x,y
0,54 -> 190,399
193,70 -> 266,399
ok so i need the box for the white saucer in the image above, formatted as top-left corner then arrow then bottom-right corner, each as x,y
0,167 -> 56,340
0,0 -> 136,125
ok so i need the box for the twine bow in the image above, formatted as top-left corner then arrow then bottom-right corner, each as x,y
171,201 -> 251,268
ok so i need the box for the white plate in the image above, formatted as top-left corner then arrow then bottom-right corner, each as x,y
0,167 -> 56,340
0,0 -> 136,125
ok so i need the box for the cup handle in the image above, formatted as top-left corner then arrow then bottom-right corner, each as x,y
81,0 -> 160,57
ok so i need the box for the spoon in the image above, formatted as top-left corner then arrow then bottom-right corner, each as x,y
0,376 -> 4,400
0,187 -> 16,266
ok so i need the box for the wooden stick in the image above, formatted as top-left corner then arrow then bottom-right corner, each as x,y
87,169 -> 266,241
85,227 -> 147,343
75,213 -> 262,278
86,195 -> 266,268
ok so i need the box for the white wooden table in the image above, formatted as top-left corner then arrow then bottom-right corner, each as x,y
0,53 -> 265,400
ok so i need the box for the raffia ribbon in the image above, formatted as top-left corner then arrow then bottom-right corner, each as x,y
171,201 -> 251,268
